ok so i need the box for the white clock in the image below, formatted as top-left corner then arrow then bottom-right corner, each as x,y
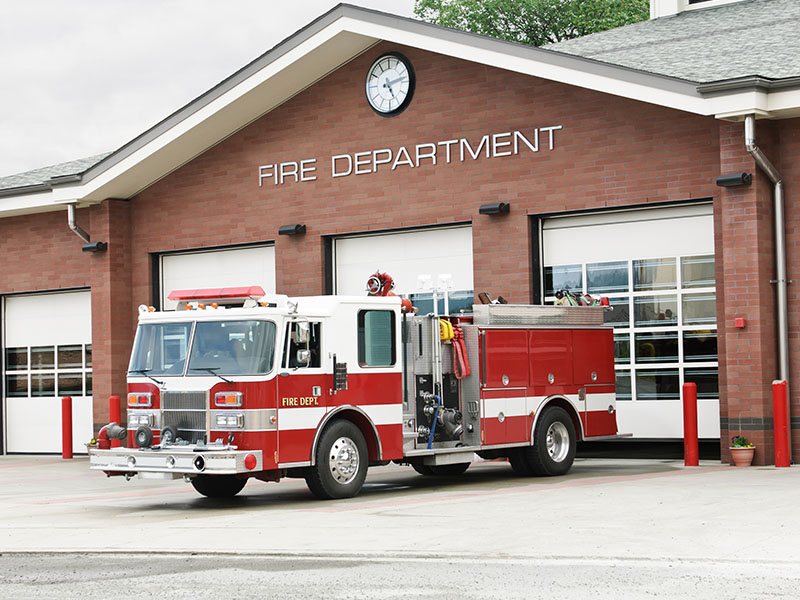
365,53 -> 415,116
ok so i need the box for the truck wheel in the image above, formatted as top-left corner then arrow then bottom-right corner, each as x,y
508,448 -> 534,476
525,406 -> 576,476
430,463 -> 470,476
411,461 -> 435,476
190,474 -> 247,498
305,419 -> 368,499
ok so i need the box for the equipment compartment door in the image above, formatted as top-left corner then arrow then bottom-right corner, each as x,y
480,329 -> 530,445
572,329 -> 617,437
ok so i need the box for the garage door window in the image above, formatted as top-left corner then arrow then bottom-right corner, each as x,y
4,344 -> 93,397
544,254 -> 717,403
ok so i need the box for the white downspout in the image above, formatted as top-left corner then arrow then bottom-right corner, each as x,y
744,114 -> 791,461
67,203 -> 90,244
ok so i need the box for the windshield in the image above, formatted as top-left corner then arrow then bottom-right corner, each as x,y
128,322 -> 192,376
186,320 -> 276,375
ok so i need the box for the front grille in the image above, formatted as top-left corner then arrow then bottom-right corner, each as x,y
162,391 -> 207,443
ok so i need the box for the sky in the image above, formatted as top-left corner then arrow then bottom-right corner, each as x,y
0,0 -> 417,178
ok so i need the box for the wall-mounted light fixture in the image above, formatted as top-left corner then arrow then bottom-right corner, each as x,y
278,224 -> 306,235
716,172 -> 752,187
479,202 -> 510,215
82,241 -> 108,253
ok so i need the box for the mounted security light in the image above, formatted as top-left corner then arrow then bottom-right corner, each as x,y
716,172 -> 752,187
278,224 -> 306,235
82,241 -> 108,253
479,202 -> 510,215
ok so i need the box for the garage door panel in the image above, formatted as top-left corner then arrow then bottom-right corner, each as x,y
161,246 -> 275,310
542,205 -> 718,440
335,227 -> 473,296
5,291 -> 91,347
3,291 -> 92,454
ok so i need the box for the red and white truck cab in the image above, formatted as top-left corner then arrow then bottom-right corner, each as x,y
88,286 -> 619,499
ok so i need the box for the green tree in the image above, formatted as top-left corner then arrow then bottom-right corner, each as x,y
414,0 -> 649,46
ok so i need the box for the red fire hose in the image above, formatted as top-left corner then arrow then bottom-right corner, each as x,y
452,325 -> 471,379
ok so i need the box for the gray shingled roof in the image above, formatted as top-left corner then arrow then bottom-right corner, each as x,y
0,153 -> 110,193
546,0 -> 800,83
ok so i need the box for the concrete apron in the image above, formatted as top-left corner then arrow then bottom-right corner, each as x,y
0,455 -> 797,564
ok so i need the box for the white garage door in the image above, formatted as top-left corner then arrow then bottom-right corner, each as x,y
3,290 -> 93,453
161,245 -> 276,310
542,203 -> 719,439
334,226 -> 474,313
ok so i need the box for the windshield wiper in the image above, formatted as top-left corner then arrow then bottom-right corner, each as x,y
196,367 -> 233,384
129,369 -> 165,386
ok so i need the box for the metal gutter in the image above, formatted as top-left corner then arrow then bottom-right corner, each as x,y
698,75 -> 800,97
744,114 -> 791,461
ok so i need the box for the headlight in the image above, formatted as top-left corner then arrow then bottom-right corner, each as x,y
128,413 -> 154,427
215,413 -> 244,428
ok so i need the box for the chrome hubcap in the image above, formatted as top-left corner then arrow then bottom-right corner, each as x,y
546,421 -> 570,463
329,436 -> 360,484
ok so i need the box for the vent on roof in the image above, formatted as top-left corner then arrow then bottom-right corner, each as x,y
650,0 -> 744,19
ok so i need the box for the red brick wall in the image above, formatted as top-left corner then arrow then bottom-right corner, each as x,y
716,120 -> 779,465
0,207 -> 93,293
131,43 -> 720,305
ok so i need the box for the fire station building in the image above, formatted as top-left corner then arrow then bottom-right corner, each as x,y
1,0 -> 798,464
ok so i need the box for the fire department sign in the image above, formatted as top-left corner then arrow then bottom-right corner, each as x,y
257,125 -> 562,187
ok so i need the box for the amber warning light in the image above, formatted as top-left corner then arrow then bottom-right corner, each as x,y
215,391 -> 243,407
128,392 -> 152,407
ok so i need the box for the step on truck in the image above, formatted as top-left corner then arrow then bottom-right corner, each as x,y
88,282 -> 619,499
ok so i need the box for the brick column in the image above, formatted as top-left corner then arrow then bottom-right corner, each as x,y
716,121 -> 779,465
472,211 -> 532,304
275,232 -> 323,296
88,199 -> 134,429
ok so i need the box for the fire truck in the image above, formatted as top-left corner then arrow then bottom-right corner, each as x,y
88,278 -> 618,500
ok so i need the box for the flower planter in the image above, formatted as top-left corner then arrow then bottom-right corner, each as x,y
730,446 -> 756,467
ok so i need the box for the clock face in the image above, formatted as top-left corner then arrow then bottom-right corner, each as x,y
365,53 -> 415,116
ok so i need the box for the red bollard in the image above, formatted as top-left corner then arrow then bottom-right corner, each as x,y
109,395 -> 122,448
61,396 -> 73,459
682,382 -> 699,466
772,380 -> 791,467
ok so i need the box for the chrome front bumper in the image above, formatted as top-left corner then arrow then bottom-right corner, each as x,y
88,446 -> 263,476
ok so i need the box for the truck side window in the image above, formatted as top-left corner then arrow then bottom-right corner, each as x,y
283,322 -> 321,368
358,310 -> 395,367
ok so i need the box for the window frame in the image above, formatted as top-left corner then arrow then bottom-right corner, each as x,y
357,309 -> 397,368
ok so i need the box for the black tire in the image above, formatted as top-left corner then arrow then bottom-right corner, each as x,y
190,474 -> 247,498
430,463 -> 470,476
305,419 -> 368,499
135,426 -> 153,448
508,448 -> 534,476
411,461 -> 435,476
525,406 -> 577,476
160,426 -> 177,444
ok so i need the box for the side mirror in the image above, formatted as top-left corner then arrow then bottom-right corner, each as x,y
296,349 -> 311,366
295,322 -> 310,344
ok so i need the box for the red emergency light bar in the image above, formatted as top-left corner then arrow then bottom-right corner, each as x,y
167,286 -> 266,301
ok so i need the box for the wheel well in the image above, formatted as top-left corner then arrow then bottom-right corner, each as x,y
536,397 -> 583,441
312,408 -> 381,464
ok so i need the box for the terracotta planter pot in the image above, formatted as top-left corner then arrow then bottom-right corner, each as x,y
730,446 -> 756,467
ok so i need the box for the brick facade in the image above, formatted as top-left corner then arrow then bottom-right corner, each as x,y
1,43 -> 798,463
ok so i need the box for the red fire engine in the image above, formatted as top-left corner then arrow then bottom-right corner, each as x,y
88,279 -> 618,499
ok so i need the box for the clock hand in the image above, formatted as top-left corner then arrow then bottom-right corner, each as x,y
385,75 -> 407,86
